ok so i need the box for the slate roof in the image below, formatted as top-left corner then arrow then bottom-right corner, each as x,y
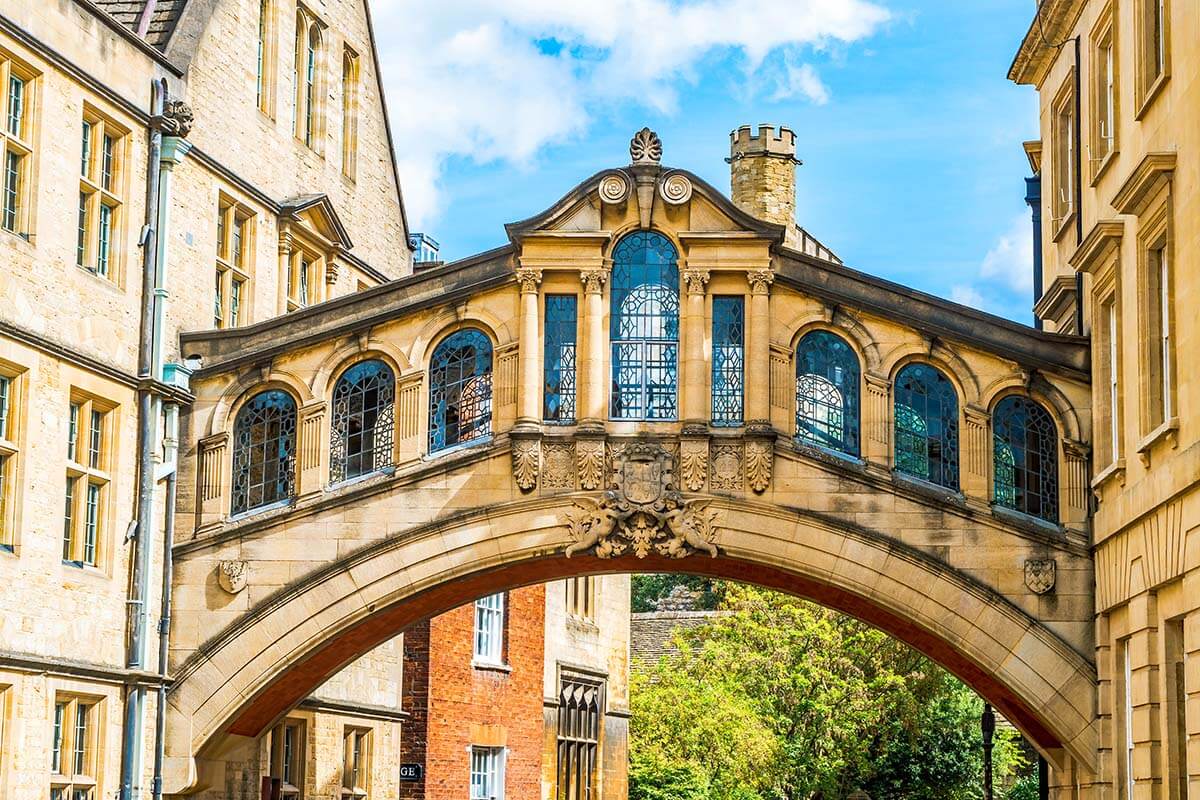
90,0 -> 188,50
630,610 -> 728,667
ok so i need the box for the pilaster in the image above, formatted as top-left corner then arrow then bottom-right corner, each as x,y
682,269 -> 709,425
297,400 -> 327,499
579,268 -> 610,427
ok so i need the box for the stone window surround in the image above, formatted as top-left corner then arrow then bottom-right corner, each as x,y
293,5 -> 328,154
340,725 -> 371,800
256,0 -> 279,119
0,51 -> 37,242
50,692 -> 103,800
63,389 -> 116,570
214,193 -> 256,329
77,103 -> 130,285
1049,71 -> 1077,241
1132,0 -> 1170,119
0,362 -> 24,553
1088,2 -> 1119,184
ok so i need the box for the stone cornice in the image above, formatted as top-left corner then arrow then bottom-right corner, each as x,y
1111,152 -> 1177,215
1008,0 -> 1086,86
1068,220 -> 1124,274
1032,275 -> 1079,322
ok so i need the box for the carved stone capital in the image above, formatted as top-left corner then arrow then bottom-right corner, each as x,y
683,269 -> 710,296
325,260 -> 341,285
515,267 -> 542,294
581,269 -> 609,295
747,269 -> 774,295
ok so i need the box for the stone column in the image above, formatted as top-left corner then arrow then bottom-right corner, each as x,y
962,405 -> 990,505
297,400 -> 326,499
277,227 -> 293,315
863,373 -> 891,473
682,269 -> 709,424
515,267 -> 542,428
580,269 -> 609,426
745,269 -> 774,425
196,432 -> 228,531
1126,593 -> 1162,800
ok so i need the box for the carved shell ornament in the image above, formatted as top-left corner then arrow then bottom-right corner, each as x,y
598,172 -> 630,204
658,172 -> 693,205
629,127 -> 663,165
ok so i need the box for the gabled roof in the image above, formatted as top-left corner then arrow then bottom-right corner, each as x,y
88,0 -> 188,50
281,194 -> 354,251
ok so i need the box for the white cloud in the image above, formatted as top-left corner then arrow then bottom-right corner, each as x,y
979,213 -> 1034,293
950,285 -> 986,309
371,0 -> 892,228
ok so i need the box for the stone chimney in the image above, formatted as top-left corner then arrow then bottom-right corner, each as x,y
729,124 -> 800,247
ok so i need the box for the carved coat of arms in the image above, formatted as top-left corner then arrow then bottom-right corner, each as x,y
1023,558 -> 1056,595
564,443 -> 719,559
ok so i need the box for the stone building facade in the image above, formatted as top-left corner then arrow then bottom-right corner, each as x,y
1011,2 -> 1200,800
0,0 -> 628,798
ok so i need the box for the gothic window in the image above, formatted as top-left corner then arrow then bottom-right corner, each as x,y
256,0 -> 276,115
610,231 -> 679,420
893,363 -> 959,490
544,295 -> 577,423
293,9 -> 322,149
992,395 -> 1059,523
711,296 -> 744,426
795,331 -> 860,455
429,329 -> 492,453
232,390 -> 297,515
556,678 -> 603,800
330,360 -> 395,483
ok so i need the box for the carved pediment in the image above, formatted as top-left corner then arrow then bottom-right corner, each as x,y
281,194 -> 354,250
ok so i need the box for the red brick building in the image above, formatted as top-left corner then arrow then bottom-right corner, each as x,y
400,585 -> 548,800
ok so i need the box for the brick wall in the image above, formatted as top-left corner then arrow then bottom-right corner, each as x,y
403,585 -> 547,800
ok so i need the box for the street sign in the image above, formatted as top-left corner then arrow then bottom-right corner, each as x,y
399,763 -> 423,782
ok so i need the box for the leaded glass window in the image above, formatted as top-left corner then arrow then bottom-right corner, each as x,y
795,331 -> 860,455
610,231 -> 679,420
711,296 -> 744,426
429,329 -> 492,453
992,396 -> 1058,523
544,295 -> 577,423
557,678 -> 603,800
893,363 -> 959,490
231,390 -> 296,515
330,360 -> 395,483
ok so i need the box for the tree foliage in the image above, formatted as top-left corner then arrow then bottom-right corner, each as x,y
631,573 -> 724,612
630,584 -> 1031,800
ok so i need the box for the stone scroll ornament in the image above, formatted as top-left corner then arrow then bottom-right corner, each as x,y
564,443 -> 719,559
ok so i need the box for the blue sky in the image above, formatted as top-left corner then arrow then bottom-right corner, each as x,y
373,0 -> 1040,323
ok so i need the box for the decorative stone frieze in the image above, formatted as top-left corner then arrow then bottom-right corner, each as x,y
542,442 -> 576,490
511,436 -> 540,491
576,438 -> 605,490
744,437 -> 773,493
679,438 -> 708,492
709,443 -> 743,491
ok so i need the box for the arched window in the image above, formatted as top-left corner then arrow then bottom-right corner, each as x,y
256,0 -> 270,112
429,329 -> 493,453
795,331 -> 860,455
232,390 -> 297,515
330,360 -> 395,483
610,231 -> 679,420
293,11 -> 320,147
992,396 -> 1058,523
893,363 -> 959,490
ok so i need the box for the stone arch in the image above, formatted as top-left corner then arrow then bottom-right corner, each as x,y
786,309 -> 882,373
603,222 -> 685,267
982,372 -> 1083,443
882,342 -> 982,409
309,338 -> 412,401
408,308 -> 512,372
164,497 -> 1097,794
205,368 -> 313,439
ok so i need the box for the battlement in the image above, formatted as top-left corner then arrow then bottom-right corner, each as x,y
730,124 -> 796,159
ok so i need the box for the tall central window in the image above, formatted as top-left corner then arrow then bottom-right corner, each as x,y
428,329 -> 493,453
610,231 -> 679,420
711,296 -> 745,426
544,295 -> 577,423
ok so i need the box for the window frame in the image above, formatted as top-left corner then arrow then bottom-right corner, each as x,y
230,389 -> 298,517
293,8 -> 325,151
340,726 -> 371,800
285,239 -> 326,312
1134,0 -> 1169,117
565,576 -> 595,622
543,294 -> 578,424
214,197 -> 255,328
990,395 -> 1060,524
341,46 -> 360,180
0,367 -> 22,553
0,53 -> 36,241
1089,4 -> 1119,182
892,362 -> 960,491
473,592 -> 506,666
428,328 -> 494,455
1134,190 -> 1175,448
469,745 -> 506,800
556,677 -> 603,800
710,294 -> 745,427
1050,73 -> 1077,239
76,107 -> 128,283
794,329 -> 862,457
256,0 -> 278,118
63,393 -> 113,568
50,694 -> 101,800
329,359 -> 396,484
266,718 -> 306,800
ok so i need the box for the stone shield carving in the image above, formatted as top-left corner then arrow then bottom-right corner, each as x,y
1024,559 -> 1056,595
564,443 -> 719,559
217,560 -> 248,594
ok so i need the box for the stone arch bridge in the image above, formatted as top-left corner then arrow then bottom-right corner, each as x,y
165,130 -> 1095,795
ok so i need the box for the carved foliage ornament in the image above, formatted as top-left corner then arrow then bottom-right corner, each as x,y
745,438 -> 773,493
629,127 -> 663,165
679,440 -> 707,492
1024,559 -> 1056,595
512,438 -> 540,491
576,439 -> 605,490
515,267 -> 542,294
564,443 -> 719,559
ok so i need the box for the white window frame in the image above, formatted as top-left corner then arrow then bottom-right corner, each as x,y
473,593 -> 505,665
50,695 -> 100,800
469,745 -> 506,800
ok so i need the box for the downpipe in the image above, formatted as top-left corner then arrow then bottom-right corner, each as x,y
120,76 -> 167,800
152,401 -> 179,800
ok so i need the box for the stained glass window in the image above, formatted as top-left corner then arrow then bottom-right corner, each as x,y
610,231 -> 679,420
330,360 -> 395,483
894,363 -> 959,490
544,295 -> 577,423
795,331 -> 860,455
711,296 -> 744,426
232,390 -> 297,515
429,329 -> 492,453
992,396 -> 1058,523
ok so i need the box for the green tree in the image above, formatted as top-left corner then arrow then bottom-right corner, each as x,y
631,573 -> 724,612
629,583 -> 1031,800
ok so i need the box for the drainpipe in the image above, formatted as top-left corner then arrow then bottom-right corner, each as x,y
151,399 -> 181,800
1025,174 -> 1043,330
120,76 -> 165,800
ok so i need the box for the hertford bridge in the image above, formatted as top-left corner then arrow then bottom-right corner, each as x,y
163,129 -> 1096,795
